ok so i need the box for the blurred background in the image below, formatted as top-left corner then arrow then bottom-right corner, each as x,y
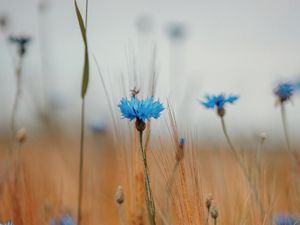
1,0 -> 300,142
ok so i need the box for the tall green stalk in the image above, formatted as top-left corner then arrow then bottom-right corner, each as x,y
139,130 -> 156,225
76,0 -> 89,224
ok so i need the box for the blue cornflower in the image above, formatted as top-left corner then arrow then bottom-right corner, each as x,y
201,94 -> 238,117
274,214 -> 299,225
274,82 -> 295,103
119,96 -> 164,122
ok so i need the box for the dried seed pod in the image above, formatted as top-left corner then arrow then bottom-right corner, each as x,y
16,128 -> 27,143
115,185 -> 124,205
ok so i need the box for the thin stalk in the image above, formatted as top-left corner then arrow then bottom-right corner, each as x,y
214,218 -> 217,225
220,116 -> 265,218
280,103 -> 300,166
11,56 -> 23,138
280,103 -> 290,150
205,212 -> 209,225
139,131 -> 156,225
117,204 -> 125,225
163,161 -> 179,225
77,1 -> 89,225
77,100 -> 85,225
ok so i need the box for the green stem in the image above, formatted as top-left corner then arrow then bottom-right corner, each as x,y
139,131 -> 156,225
220,116 -> 265,218
77,100 -> 85,225
77,1 -> 88,225
281,103 -> 300,166
280,103 -> 291,150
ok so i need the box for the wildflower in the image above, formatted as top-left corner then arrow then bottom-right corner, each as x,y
179,137 -> 185,148
89,120 -> 106,133
60,214 -> 74,225
9,35 -> 31,57
176,137 -> 185,161
274,214 -> 299,225
166,23 -> 186,42
118,96 -> 164,132
274,82 -> 295,103
201,94 -> 238,117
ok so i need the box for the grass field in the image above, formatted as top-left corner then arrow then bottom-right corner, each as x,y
1,132 -> 299,225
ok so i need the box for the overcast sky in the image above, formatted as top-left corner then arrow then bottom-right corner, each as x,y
0,0 -> 300,142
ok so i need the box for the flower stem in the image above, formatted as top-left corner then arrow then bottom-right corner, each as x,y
77,1 -> 89,225
280,103 -> 300,183
220,116 -> 264,218
117,204 -> 125,225
77,99 -> 85,225
280,103 -> 291,150
214,218 -> 217,225
11,56 -> 23,139
139,130 -> 156,225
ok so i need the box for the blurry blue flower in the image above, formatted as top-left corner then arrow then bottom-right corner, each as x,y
9,35 -> 31,56
274,82 -> 295,102
48,213 -> 75,225
118,96 -> 164,122
201,94 -> 239,110
179,137 -> 185,146
0,220 -> 13,225
60,214 -> 74,225
89,119 -> 106,134
274,214 -> 299,225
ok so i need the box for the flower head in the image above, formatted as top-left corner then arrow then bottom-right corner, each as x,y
176,137 -> 185,161
274,214 -> 299,225
0,221 -> 14,225
118,96 -> 164,122
201,94 -> 238,117
274,82 -> 295,103
179,137 -> 185,146
48,213 -> 74,225
9,35 -> 31,56
60,214 -> 74,225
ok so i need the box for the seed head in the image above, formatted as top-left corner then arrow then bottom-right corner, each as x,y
260,132 -> 267,142
115,185 -> 124,205
16,128 -> 27,143
210,200 -> 219,219
205,194 -> 213,211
